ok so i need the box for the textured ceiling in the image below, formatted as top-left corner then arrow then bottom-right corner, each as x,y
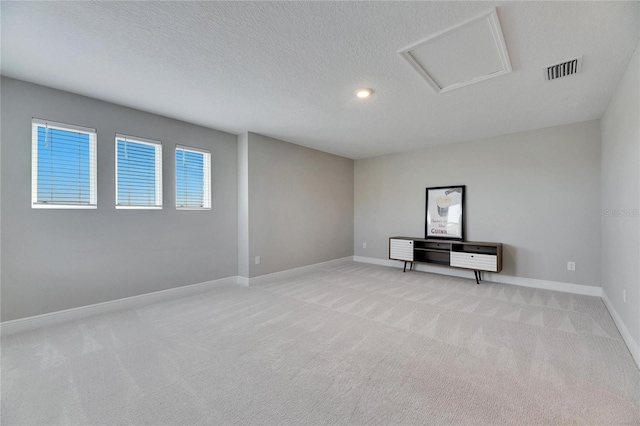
2,1 -> 639,159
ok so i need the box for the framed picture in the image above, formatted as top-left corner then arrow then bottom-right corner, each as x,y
425,185 -> 465,240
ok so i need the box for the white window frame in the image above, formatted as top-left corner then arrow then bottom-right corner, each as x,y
175,145 -> 211,210
115,133 -> 163,210
31,118 -> 97,209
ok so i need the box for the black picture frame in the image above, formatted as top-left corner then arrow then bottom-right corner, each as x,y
425,185 -> 465,240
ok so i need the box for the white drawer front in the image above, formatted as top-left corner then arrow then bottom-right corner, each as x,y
390,239 -> 413,261
450,252 -> 497,272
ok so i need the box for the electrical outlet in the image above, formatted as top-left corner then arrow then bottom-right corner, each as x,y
255,256 -> 261,265
623,289 -> 626,303
567,261 -> 575,271
362,242 -> 367,249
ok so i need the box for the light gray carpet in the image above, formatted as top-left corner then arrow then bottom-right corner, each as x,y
2,261 -> 639,425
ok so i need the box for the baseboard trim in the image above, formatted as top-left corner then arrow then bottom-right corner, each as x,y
0,276 -> 238,336
353,256 -> 603,297
1,257 -> 354,335
601,290 -> 640,369
353,256 -> 640,363
241,256 -> 354,286
1,256 -> 611,343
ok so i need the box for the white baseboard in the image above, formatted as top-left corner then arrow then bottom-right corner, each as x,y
240,256 -> 354,286
6,256 -> 631,370
353,256 -> 603,297
601,290 -> 640,369
1,257 -> 351,335
354,256 -> 640,367
0,276 -> 238,336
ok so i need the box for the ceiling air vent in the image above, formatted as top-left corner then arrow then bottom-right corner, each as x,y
546,56 -> 582,81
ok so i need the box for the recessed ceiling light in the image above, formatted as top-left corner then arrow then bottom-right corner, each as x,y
355,88 -> 373,98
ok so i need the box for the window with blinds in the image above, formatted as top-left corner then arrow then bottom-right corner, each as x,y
176,145 -> 211,210
115,134 -> 163,209
31,118 -> 97,209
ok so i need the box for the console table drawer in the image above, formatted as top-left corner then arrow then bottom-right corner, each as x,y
450,252 -> 497,272
390,239 -> 413,261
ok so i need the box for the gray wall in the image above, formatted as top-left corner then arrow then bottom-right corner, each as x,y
245,133 -> 353,278
237,133 -> 250,278
355,120 -> 602,287
1,78 -> 238,321
601,42 -> 640,347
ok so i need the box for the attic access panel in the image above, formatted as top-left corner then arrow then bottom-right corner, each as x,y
399,9 -> 512,93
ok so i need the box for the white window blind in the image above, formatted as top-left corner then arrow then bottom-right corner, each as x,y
115,134 -> 163,209
31,118 -> 97,209
176,145 -> 211,210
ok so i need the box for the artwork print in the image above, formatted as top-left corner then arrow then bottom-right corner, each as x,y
425,185 -> 465,240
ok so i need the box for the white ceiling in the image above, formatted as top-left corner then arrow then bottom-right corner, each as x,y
2,1 -> 638,159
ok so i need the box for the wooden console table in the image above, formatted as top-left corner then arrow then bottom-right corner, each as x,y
389,237 -> 502,284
